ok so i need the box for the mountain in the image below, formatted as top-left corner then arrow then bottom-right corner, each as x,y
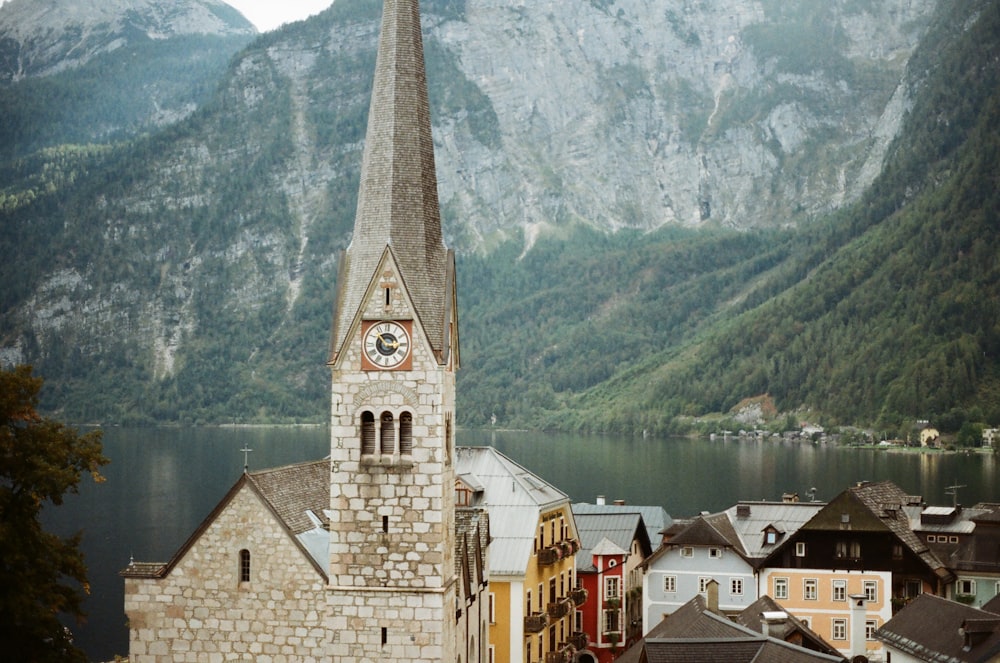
0,0 -> 255,158
1,0 -> 997,435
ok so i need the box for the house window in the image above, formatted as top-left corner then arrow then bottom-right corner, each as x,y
958,579 -> 977,596
866,620 -> 878,641
906,580 -> 922,598
526,590 -> 532,614
361,411 -> 376,455
863,580 -> 878,602
698,577 -> 712,594
239,549 -> 251,583
731,578 -> 744,596
832,618 -> 847,640
950,535 -> 959,543
851,541 -> 862,558
892,543 -> 903,559
399,412 -> 413,455
832,579 -> 846,601
709,547 -> 723,558
774,577 -> 789,600
603,609 -> 620,634
605,576 -> 620,600
795,542 -> 807,557
680,547 -> 694,558
489,593 -> 496,624
664,576 -> 677,593
804,578 -> 818,600
380,412 -> 395,454
765,530 -> 777,545
927,535 -> 937,543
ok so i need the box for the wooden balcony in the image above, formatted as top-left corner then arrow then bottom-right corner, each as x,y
547,598 -> 572,619
568,631 -> 588,650
537,545 -> 562,566
524,612 -> 548,634
569,586 -> 588,606
545,644 -> 575,663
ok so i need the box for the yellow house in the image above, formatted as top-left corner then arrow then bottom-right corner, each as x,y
456,447 -> 583,663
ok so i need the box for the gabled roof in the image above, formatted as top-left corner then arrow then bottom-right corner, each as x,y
667,513 -> 745,554
876,593 -> 1000,662
623,594 -> 844,663
735,595 -> 843,657
726,501 -> 826,562
121,460 -> 331,581
572,501 -> 671,546
454,446 -> 569,577
573,511 -> 652,572
800,480 -> 948,577
330,0 -> 452,363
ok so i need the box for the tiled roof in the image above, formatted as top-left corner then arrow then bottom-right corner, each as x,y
249,460 -> 329,536
630,594 -> 844,663
876,593 -> 1000,662
330,0 -> 451,362
735,595 -> 841,657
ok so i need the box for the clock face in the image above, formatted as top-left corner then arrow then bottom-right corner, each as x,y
363,321 -> 411,369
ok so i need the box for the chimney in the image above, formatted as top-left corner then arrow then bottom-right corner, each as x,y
596,495 -> 606,506
761,611 -> 788,639
614,499 -> 626,506
705,579 -> 720,613
849,594 -> 867,659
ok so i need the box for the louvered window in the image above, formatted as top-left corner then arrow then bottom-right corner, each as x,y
380,412 -> 395,454
399,412 -> 413,455
361,411 -> 376,455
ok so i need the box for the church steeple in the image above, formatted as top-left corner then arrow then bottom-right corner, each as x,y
326,1 -> 459,658
330,0 -> 451,365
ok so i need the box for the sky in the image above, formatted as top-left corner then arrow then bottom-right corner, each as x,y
225,0 -> 333,32
0,0 -> 334,34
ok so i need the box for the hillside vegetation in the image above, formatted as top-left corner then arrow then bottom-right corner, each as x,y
0,0 -> 997,437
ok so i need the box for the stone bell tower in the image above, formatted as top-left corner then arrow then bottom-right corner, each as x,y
326,0 -> 459,660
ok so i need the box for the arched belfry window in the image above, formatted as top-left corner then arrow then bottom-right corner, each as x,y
361,411 -> 376,456
380,412 -> 395,455
399,412 -> 413,456
239,549 -> 251,583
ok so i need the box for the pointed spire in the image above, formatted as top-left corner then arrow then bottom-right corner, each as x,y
331,0 -> 449,361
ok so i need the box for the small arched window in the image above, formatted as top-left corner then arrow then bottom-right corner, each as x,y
239,549 -> 251,583
360,411 -> 376,455
399,411 -> 413,455
380,412 -> 395,455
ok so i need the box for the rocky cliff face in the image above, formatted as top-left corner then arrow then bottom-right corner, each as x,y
426,0 -> 936,241
0,0 -> 946,421
0,0 -> 255,82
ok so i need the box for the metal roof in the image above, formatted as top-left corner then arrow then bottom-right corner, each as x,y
724,501 -> 826,560
573,512 -> 645,572
455,446 -> 570,577
572,501 -> 671,547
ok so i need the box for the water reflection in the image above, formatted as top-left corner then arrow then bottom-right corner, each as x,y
48,427 -> 998,661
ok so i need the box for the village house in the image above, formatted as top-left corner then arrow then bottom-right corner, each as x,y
456,446 -> 583,663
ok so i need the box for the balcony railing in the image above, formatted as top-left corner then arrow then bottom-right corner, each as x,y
569,586 -> 588,606
537,545 -> 562,566
568,631 -> 588,650
547,598 -> 572,619
545,644 -> 576,663
524,612 -> 548,634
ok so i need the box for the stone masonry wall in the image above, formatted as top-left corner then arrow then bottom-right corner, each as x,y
124,486 -> 328,662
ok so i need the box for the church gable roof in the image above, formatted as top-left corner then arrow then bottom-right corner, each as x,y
121,461 -> 331,581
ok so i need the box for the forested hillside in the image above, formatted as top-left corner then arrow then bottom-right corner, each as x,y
463,0 -> 999,436
1,0 -> 997,436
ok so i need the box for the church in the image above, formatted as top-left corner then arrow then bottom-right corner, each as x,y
121,0 -> 490,661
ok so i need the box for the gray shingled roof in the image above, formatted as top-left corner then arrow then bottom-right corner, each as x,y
330,0 -> 450,362
877,593 -> 1000,662
631,594 -> 844,663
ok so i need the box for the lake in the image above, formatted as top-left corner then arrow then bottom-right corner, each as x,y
43,426 -> 999,661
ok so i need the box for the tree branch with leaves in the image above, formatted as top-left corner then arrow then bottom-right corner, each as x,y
0,365 -> 108,662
